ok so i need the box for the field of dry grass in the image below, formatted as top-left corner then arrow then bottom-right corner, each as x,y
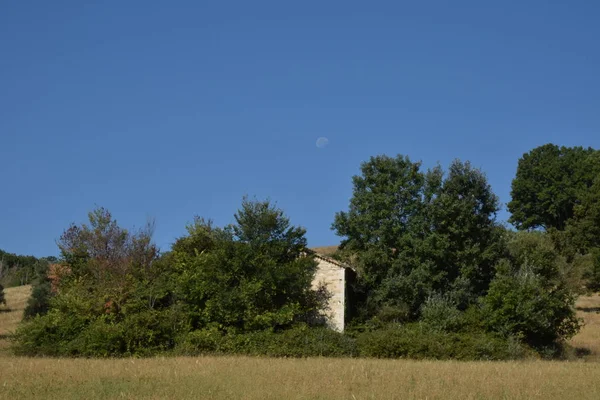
2,356 -> 600,399
1,287 -> 600,399
571,293 -> 600,361
0,284 -> 31,352
311,246 -> 339,256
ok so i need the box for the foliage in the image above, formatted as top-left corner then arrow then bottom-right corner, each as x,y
13,307 -> 188,357
175,323 -> 532,360
508,144 -> 599,231
12,146 -> 595,359
583,249 -> 600,292
13,207 -> 182,356
172,198 -> 323,333
0,249 -> 55,288
483,232 -> 581,347
177,325 -> 358,357
23,259 -> 53,318
419,294 -> 464,333
356,323 -> 530,360
0,283 -> 5,306
14,201 -> 325,356
332,155 -> 503,319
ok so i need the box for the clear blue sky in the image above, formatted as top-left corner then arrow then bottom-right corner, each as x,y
1,1 -> 599,257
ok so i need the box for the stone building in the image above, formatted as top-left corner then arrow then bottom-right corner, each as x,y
308,250 -> 355,332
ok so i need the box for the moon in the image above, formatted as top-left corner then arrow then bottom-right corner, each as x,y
316,137 -> 329,148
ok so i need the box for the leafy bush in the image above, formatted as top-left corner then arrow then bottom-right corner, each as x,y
419,294 -> 464,332
483,233 -> 581,348
172,198 -> 324,333
356,324 -> 531,360
483,269 -> 580,347
13,308 -> 189,357
177,325 -> 358,357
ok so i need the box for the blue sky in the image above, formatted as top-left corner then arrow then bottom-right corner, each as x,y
1,1 -> 599,257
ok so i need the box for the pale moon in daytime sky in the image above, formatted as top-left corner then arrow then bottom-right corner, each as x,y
316,137 -> 329,148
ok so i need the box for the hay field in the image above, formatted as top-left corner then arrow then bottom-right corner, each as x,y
571,293 -> 600,361
1,287 -> 600,399
0,284 -> 31,352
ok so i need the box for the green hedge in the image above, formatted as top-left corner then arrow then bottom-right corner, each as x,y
176,325 -> 359,357
12,309 -> 188,357
356,324 -> 532,360
13,315 -> 534,360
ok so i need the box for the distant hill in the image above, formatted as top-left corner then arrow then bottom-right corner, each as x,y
310,246 -> 339,256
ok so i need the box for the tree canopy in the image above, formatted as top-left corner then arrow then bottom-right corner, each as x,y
10,146 -> 593,358
172,197 -> 323,333
333,155 -> 504,318
508,144 -> 599,231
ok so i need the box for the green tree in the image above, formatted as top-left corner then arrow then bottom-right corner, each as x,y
13,208 -> 185,356
0,248 -> 40,287
508,144 -> 599,231
333,155 -> 503,319
173,198 -> 323,332
23,259 -> 53,318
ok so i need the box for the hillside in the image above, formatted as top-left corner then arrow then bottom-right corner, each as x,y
310,246 -> 339,256
0,285 -> 31,352
571,293 -> 600,361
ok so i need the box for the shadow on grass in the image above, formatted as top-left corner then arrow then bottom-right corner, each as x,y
0,333 -> 13,340
0,308 -> 13,313
574,347 -> 593,358
576,306 -> 600,313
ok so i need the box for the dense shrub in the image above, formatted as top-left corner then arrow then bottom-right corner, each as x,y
419,294 -> 464,332
176,325 -> 358,357
483,269 -> 580,347
356,324 -> 531,360
483,233 -> 581,348
172,198 -> 324,333
13,308 -> 189,357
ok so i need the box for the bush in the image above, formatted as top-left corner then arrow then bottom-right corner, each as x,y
356,324 -> 531,360
419,294 -> 464,332
13,308 -> 189,357
483,270 -> 580,348
482,233 -> 581,348
176,325 -> 359,357
0,283 -> 5,306
12,310 -> 89,356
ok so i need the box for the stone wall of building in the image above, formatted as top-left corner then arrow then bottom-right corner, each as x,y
311,256 -> 346,332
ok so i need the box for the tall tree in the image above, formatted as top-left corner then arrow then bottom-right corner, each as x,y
333,155 -> 503,319
56,207 -> 162,316
173,198 -> 323,332
508,144 -> 599,231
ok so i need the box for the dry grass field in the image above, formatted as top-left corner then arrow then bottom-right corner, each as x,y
1,286 -> 600,399
0,284 -> 31,352
571,293 -> 600,361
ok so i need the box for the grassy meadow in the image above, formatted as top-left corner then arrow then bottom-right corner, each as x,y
1,286 -> 600,399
